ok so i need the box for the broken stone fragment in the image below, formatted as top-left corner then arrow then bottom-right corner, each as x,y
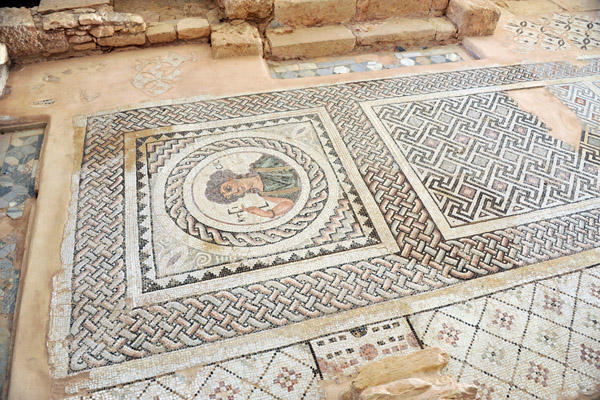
42,11 -> 79,30
177,18 -> 210,39
0,8 -> 44,57
217,0 -> 274,20
322,348 -> 477,400
446,0 -> 500,38
211,22 -> 263,58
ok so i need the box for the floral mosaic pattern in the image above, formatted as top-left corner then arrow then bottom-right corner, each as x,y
504,13 -> 600,53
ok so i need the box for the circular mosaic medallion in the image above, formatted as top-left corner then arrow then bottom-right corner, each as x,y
154,133 -> 338,248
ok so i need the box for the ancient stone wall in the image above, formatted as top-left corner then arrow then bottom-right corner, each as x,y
0,0 -> 500,63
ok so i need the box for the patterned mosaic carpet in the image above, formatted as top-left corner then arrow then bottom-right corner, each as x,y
52,59 -> 600,399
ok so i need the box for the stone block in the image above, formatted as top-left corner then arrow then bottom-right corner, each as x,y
39,31 -> 69,53
429,17 -> 457,42
72,42 -> 97,51
90,25 -> 114,37
274,0 -> 355,27
218,0 -> 273,20
68,34 -> 93,43
146,23 -> 177,44
0,44 -> 9,66
78,13 -> 103,25
0,8 -> 43,58
42,11 -> 79,30
446,0 -> 500,38
37,0 -> 110,14
356,0 -> 429,21
97,32 -> 146,47
177,18 -> 210,39
354,18 -> 436,48
211,22 -> 263,58
267,25 -> 355,60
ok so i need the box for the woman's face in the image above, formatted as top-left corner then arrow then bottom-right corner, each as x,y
220,179 -> 247,200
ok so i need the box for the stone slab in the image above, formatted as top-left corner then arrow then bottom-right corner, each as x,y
211,22 -> 263,59
503,0 -> 562,15
356,0 -> 429,21
146,23 -> 177,44
37,0 -> 111,14
0,8 -> 43,58
267,25 -> 355,59
446,0 -> 500,38
354,18 -> 436,48
274,0 -> 356,27
177,18 -> 210,39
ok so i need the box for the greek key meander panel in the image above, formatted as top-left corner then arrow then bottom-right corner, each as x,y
368,91 -> 599,226
53,60 -> 600,376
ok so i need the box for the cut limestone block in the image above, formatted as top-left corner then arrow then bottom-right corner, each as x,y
446,0 -> 500,38
0,8 -> 43,58
177,18 -> 210,39
429,17 -> 457,42
354,18 -> 436,49
267,25 -> 355,59
146,22 -> 177,44
211,22 -> 263,58
274,0 -> 356,27
217,0 -> 273,20
97,32 -> 146,47
356,0 -> 429,21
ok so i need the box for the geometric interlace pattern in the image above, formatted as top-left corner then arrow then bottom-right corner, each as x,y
61,60 -> 600,372
375,91 -> 599,224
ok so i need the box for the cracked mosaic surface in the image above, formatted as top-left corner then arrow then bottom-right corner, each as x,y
51,59 -> 600,396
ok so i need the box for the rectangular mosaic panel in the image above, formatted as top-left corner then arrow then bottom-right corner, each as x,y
50,59 -> 600,388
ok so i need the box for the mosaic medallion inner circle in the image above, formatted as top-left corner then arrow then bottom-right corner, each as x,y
184,147 -> 310,232
156,134 -> 335,247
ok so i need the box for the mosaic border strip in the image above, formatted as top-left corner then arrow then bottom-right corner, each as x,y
51,59 -> 600,380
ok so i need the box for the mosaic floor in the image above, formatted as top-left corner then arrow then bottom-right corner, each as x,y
48,57 -> 600,398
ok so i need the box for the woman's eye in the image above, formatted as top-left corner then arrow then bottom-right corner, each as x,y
225,186 -> 231,191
